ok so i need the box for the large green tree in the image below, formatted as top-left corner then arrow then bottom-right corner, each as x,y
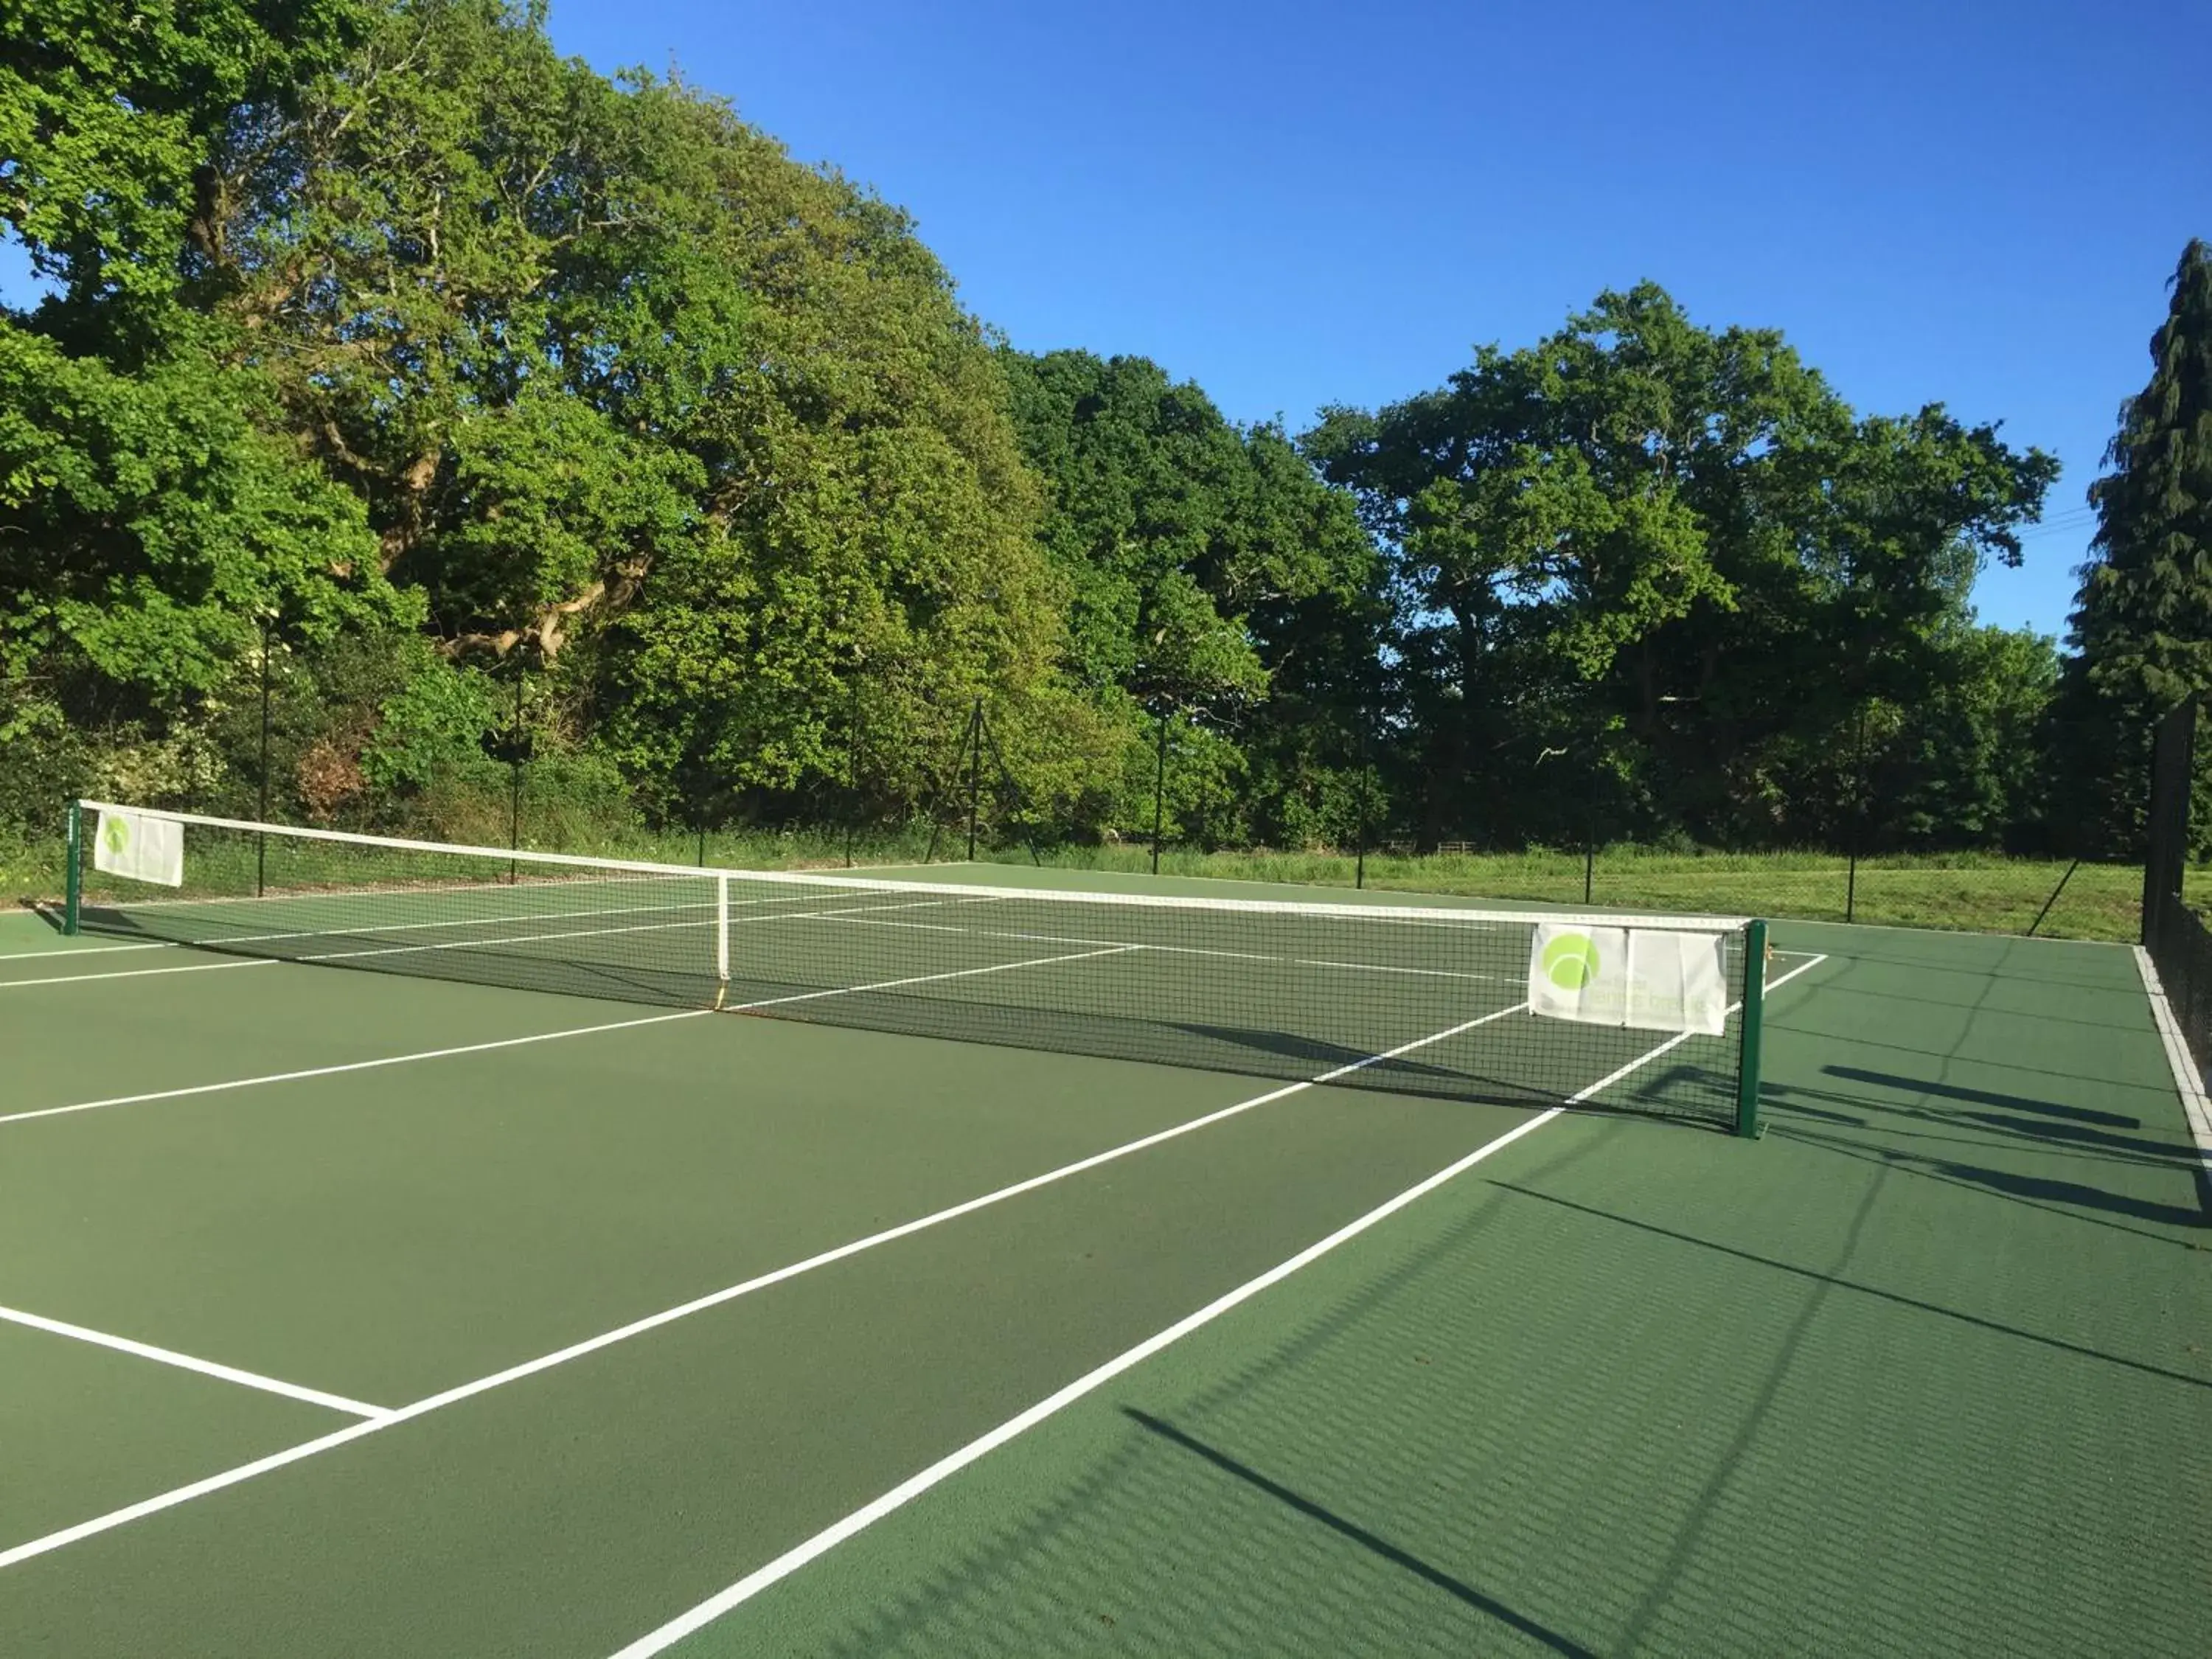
0,0 -> 403,821
1000,349 -> 1384,844
2051,237 -> 2212,856
1308,284 -> 2056,849
0,0 -> 1115,838
2070,239 -> 2212,706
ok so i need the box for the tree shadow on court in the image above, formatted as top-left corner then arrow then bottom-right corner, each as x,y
804,1133 -> 1637,1658
1119,1410 -> 1600,1659
1794,939 -> 2131,992
801,1124 -> 2208,1659
1162,1023 -> 1738,1127
1822,1065 -> 2141,1128
1792,975 -> 2151,1032
1759,1082 -> 2189,1178
1808,1065 -> 2199,1166
1763,1091 -> 2184,1177
1765,1117 -> 2212,1239
1492,1183 -> 2212,1382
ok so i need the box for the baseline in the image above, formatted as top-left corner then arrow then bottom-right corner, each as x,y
0,1304 -> 390,1422
0,1009 -> 713,1129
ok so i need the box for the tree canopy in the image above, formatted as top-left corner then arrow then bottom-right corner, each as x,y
2051,238 -> 2212,854
0,0 -> 2171,866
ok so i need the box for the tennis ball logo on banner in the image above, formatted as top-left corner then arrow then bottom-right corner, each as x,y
91,807 -> 186,888
1528,921 -> 1727,1037
1539,931 -> 1602,992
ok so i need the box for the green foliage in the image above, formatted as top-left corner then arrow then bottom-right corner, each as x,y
1308,283 -> 2058,852
361,653 -> 500,796
0,323 -> 401,700
1874,627 -> 2061,849
2050,239 -> 2212,858
999,349 -> 1385,843
0,1 -> 2128,873
0,0 -> 372,316
2072,240 -> 2212,708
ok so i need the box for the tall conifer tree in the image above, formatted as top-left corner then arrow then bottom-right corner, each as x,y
2051,239 -> 2212,855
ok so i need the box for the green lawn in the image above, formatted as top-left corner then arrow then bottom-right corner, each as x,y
986,844 -> 2170,944
4,818 -> 2185,945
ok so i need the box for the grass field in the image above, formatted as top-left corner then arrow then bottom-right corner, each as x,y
2,815 -> 2191,945
988,844 -> 2174,943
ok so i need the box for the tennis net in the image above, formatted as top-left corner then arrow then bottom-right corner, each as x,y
63,801 -> 1768,1131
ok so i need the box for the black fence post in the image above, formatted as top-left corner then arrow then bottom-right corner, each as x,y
1846,703 -> 1868,924
1582,809 -> 1595,908
1151,706 -> 1170,877
257,613 -> 273,897
1354,768 -> 1370,891
975,704 -> 1044,868
844,675 -> 863,869
2026,858 -> 2080,937
964,698 -> 983,863
508,667 -> 525,883
2143,699 -> 2196,948
1352,700 -> 1371,890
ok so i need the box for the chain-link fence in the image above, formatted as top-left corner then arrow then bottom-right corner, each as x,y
1,661 -> 2175,947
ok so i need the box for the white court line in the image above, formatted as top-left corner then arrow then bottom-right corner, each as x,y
0,929 -> 1144,1132
0,894 -> 955,992
84,883 -> 843,958
0,936 -> 1124,1130
0,956 -> 278,990
0,1009 -> 713,1129
602,951 -> 1839,1657
0,937 -> 175,959
0,1002 -> 1525,1573
0,938 -> 1820,1565
0,1304 -> 390,1421
732,945 -> 1141,1011
812,913 -> 1514,983
1565,951 -> 1829,1107
604,1104 -> 1565,1658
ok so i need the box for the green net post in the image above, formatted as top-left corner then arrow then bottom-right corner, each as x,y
63,801 -> 83,936
1734,918 -> 1768,1138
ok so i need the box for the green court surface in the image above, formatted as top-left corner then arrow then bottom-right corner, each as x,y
0,870 -> 2205,1658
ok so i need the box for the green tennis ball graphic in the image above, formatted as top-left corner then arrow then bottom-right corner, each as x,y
1541,931 -> 1601,991
102,816 -> 130,855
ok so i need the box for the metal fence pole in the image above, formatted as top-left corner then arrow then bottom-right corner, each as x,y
1151,707 -> 1169,877
844,675 -> 863,869
63,801 -> 82,936
1846,703 -> 1868,924
964,699 -> 983,863
1354,767 -> 1370,890
2143,699 -> 2196,946
257,615 -> 273,897
2025,858 -> 2081,937
1735,919 -> 1770,1138
508,668 -> 524,883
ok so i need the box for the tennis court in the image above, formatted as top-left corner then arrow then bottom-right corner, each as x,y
1,830 -> 2206,1655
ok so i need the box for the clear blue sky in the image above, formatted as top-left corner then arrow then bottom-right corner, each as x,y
540,0 -> 2209,643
